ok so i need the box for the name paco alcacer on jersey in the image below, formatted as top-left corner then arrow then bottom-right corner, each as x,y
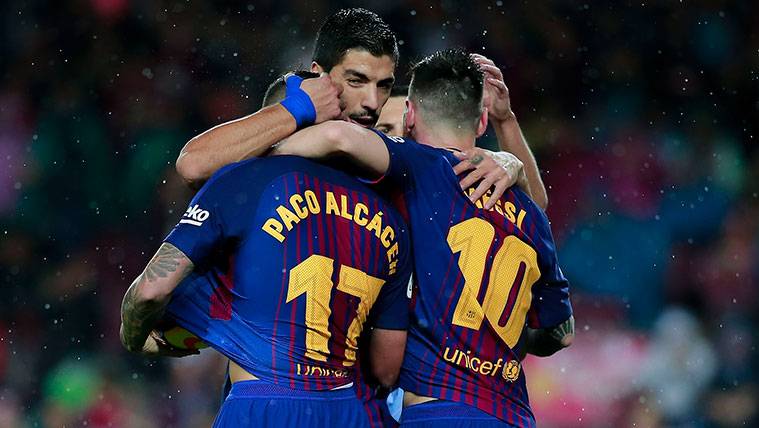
179,204 -> 210,226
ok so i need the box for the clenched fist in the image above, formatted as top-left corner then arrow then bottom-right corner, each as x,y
300,74 -> 343,124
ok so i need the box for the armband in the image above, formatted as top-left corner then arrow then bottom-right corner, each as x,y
280,74 -> 317,128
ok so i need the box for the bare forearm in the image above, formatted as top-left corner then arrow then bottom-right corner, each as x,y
370,329 -> 406,388
120,243 -> 194,353
272,121 -> 389,178
177,105 -> 296,185
493,116 -> 548,210
119,276 -> 170,353
270,123 -> 340,159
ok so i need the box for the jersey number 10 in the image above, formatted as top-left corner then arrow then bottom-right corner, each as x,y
447,217 -> 540,348
286,255 -> 385,366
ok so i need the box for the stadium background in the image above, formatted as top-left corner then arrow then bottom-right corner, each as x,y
1,1 -> 756,426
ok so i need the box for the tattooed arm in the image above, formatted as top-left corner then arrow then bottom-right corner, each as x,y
523,316 -> 574,357
452,148 -> 530,208
120,243 -> 197,356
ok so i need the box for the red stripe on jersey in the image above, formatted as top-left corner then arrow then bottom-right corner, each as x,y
304,174 -> 315,264
282,176 -> 299,389
355,373 -> 379,428
209,254 -> 235,320
320,182 -> 337,390
333,186 -> 355,376
391,190 -> 409,222
420,197 -> 460,397
472,323 -> 497,410
334,186 -> 352,264
499,262 -> 527,327
361,192 -> 373,277
372,198 -> 381,281
350,190 -> 361,269
528,220 -> 537,244
324,183 -> 336,261
313,176 -> 326,257
440,202 -> 487,404
293,174 -> 315,391
454,325 -> 477,406
288,287 -> 299,390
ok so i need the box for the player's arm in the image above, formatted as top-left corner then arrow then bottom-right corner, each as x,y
520,203 -> 573,358
523,315 -> 574,357
176,105 -> 297,187
120,243 -> 197,356
272,120 -> 390,178
473,54 -> 548,210
452,148 -> 531,209
364,236 -> 413,388
122,165 -> 249,356
176,75 -> 341,187
370,329 -> 407,388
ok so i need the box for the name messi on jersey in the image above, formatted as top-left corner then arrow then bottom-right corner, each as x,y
466,188 -> 527,230
262,189 -> 401,274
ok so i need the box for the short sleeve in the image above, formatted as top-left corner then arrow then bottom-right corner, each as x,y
368,129 -> 418,187
367,228 -> 413,330
164,162 -> 254,265
526,208 -> 573,329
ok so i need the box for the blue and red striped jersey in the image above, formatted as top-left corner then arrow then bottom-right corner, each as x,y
163,155 -> 412,391
371,131 -> 572,427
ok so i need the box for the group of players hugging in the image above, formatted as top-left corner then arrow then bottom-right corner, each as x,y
118,8 -> 574,428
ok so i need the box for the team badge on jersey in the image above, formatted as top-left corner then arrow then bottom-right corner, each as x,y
502,360 -> 520,382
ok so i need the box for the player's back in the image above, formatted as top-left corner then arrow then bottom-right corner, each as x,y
164,155 -> 411,392
373,132 -> 572,426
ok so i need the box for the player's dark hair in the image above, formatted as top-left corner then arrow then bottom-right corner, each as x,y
262,70 -> 320,108
389,84 -> 409,99
312,8 -> 398,72
409,49 -> 484,132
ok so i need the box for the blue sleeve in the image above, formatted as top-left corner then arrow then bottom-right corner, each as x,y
368,129 -> 418,187
367,229 -> 413,330
527,207 -> 573,330
163,162 -> 255,265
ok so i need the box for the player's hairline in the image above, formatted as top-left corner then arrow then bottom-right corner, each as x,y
315,48 -> 398,75
407,79 -> 483,134
312,8 -> 399,72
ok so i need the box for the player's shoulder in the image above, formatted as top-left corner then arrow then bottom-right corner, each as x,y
204,156 -> 322,188
507,187 -> 556,252
510,187 -> 548,225
372,130 -> 454,167
203,158 -> 259,187
511,187 -> 542,214
196,158 -> 294,203
371,130 -> 427,153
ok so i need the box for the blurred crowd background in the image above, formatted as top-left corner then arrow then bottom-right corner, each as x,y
1,1 -> 757,427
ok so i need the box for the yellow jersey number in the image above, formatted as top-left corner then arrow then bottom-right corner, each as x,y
286,255 -> 385,366
447,217 -> 540,348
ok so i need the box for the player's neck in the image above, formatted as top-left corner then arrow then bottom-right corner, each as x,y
413,124 -> 475,152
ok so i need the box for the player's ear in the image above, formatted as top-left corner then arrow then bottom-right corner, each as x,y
475,107 -> 488,138
310,61 -> 324,73
403,99 -> 416,135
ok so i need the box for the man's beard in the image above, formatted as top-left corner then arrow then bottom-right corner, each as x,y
345,110 -> 378,128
